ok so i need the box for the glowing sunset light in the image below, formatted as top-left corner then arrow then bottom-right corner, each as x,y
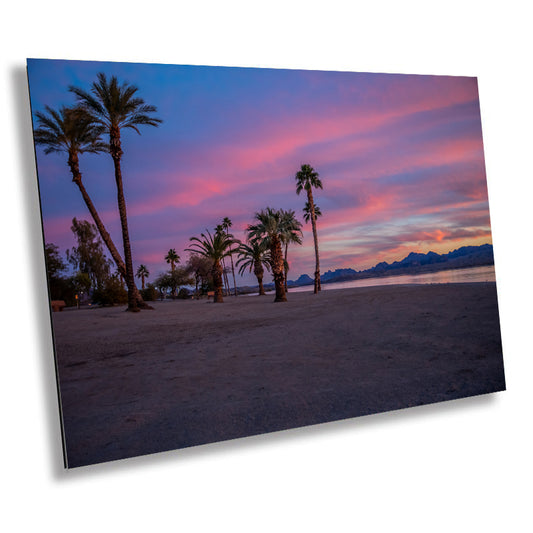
28,59 -> 494,285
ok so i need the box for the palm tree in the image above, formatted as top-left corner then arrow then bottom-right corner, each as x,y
303,201 -> 322,223
164,249 -> 180,297
70,73 -> 162,312
186,254 -> 213,299
33,105 -> 151,308
215,224 -> 231,296
247,208 -> 290,302
295,164 -> 323,293
136,264 -> 149,290
165,249 -> 180,272
222,217 -> 238,296
185,229 -> 239,303
279,209 -> 303,292
235,241 -> 271,296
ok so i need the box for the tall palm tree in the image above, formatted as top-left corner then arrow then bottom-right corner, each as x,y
164,248 -> 180,298
247,208 -> 290,302
303,201 -> 322,223
222,217 -> 238,296
185,230 -> 239,303
70,73 -> 162,312
235,241 -> 271,296
33,105 -> 151,308
136,264 -> 149,290
279,209 -> 303,292
215,224 -> 231,296
165,249 -> 180,272
295,164 -> 323,293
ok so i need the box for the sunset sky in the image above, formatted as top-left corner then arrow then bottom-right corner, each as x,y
27,58 -> 493,285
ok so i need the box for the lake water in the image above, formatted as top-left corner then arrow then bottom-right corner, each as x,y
285,265 -> 496,294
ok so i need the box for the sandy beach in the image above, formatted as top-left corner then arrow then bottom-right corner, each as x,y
51,282 -> 505,467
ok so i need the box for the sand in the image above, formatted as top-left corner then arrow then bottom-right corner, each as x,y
51,282 -> 505,468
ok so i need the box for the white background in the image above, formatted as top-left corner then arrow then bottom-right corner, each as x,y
1,1 -> 532,531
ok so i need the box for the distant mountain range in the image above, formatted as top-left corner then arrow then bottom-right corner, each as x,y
236,244 -> 495,293
287,244 -> 495,288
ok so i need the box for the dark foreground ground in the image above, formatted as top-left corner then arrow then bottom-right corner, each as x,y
51,282 -> 505,468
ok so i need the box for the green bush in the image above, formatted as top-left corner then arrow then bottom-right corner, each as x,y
92,275 -> 128,306
177,288 -> 190,299
49,276 -> 77,307
141,283 -> 158,302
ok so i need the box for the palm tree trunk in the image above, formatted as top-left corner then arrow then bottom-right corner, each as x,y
110,128 -> 138,312
257,275 -> 265,295
284,242 -> 289,292
69,153 -> 150,309
254,260 -> 266,296
212,260 -> 224,303
221,258 -> 230,296
307,190 -> 321,293
229,249 -> 237,296
141,275 -> 145,290
271,235 -> 287,302
170,261 -> 177,299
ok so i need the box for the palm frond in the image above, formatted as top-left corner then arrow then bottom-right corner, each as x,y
33,105 -> 106,156
70,72 -> 162,135
295,163 -> 323,194
236,241 -> 271,276
303,201 -> 322,223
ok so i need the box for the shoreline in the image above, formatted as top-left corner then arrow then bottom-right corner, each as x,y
264,264 -> 496,294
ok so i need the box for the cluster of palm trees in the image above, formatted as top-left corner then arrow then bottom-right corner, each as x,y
33,72 -> 161,312
33,69 -> 324,310
215,218 -> 238,297
246,207 -> 302,302
135,246 -> 179,293
186,201 -> 314,303
182,163 -> 324,304
137,249 -> 195,299
186,227 -> 239,302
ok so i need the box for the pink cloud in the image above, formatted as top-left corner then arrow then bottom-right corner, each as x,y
119,76 -> 481,223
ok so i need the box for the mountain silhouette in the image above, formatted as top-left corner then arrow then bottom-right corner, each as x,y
287,244 -> 494,287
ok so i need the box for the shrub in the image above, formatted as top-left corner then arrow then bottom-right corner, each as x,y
141,283 -> 158,302
92,275 -> 128,306
177,288 -> 190,299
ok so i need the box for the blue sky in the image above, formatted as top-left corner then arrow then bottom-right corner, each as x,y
28,58 -> 492,284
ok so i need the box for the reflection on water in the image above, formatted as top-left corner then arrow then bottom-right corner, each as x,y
287,265 -> 496,294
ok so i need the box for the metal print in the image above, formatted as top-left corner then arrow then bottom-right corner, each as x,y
27,59 -> 505,468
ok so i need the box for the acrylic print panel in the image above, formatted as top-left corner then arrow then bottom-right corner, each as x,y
27,58 -> 505,468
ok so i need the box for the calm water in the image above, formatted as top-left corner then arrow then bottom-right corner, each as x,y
286,265 -> 496,294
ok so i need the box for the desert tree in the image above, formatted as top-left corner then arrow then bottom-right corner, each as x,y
136,264 -> 149,290
215,224 -> 231,296
154,268 -> 192,300
279,209 -> 303,291
66,217 -> 112,292
247,207 -> 291,302
295,164 -> 323,293
165,248 -> 180,272
70,73 -> 162,311
164,248 -> 180,297
44,243 -> 71,302
222,217 -> 238,296
33,105 -> 151,309
185,229 -> 239,303
186,254 -> 214,299
235,240 -> 271,296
